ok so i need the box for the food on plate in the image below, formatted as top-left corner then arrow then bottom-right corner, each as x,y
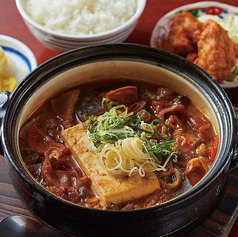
0,46 -> 18,92
193,20 -> 238,82
159,12 -> 238,82
198,14 -> 238,44
160,12 -> 203,58
19,81 -> 218,210
25,0 -> 137,35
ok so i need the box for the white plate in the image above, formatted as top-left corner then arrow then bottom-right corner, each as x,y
0,34 -> 37,84
150,1 -> 238,89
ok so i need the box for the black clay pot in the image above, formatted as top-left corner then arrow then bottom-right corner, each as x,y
1,44 -> 238,237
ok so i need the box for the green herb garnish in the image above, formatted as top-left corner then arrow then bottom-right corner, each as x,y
86,99 -> 178,165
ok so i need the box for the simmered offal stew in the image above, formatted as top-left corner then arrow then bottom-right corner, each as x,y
19,81 -> 218,210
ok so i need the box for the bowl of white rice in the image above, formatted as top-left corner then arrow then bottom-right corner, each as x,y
16,0 -> 146,52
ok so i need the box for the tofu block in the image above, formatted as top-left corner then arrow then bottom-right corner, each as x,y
61,123 -> 160,206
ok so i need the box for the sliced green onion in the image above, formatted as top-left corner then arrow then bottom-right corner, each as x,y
86,98 -> 179,175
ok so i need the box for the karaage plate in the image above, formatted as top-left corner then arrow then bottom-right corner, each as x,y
150,1 -> 238,88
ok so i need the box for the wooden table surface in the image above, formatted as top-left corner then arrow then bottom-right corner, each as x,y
1,0 -> 238,236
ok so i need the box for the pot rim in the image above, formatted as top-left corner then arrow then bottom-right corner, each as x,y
2,43 -> 237,214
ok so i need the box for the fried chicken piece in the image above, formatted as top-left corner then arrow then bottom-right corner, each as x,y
235,43 -> 238,57
186,52 -> 198,62
161,12 -> 203,57
193,20 -> 238,82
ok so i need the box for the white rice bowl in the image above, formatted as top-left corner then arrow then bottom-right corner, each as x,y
25,0 -> 137,35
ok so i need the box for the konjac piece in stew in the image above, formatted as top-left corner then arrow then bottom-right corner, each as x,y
19,81 -> 218,210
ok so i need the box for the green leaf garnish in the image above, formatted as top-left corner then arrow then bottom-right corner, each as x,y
86,99 -> 178,166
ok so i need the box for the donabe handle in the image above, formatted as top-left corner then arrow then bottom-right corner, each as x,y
0,91 -> 11,155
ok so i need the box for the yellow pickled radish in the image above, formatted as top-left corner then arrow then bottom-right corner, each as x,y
0,47 -> 8,73
0,76 -> 18,92
0,46 -> 19,92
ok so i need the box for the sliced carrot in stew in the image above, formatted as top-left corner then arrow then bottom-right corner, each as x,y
27,125 -> 69,155
106,86 -> 138,105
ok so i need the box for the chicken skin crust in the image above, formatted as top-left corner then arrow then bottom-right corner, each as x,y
161,12 -> 203,57
194,19 -> 238,82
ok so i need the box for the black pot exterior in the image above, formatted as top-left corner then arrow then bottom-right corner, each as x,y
1,44 -> 237,236
6,154 -> 228,237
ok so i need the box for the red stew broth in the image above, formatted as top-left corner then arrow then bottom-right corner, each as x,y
19,80 -> 218,210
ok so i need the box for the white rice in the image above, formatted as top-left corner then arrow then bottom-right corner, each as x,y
25,0 -> 137,35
